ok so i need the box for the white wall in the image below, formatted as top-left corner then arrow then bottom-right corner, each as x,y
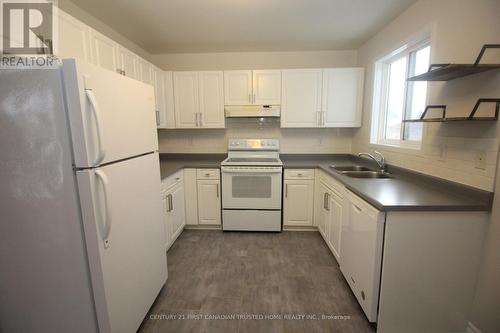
352,0 -> 500,191
353,1 -> 500,332
155,49 -> 357,154
470,154 -> 500,333
158,118 -> 353,154
152,50 -> 357,71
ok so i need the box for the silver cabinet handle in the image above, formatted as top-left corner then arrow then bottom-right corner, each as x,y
323,192 -> 330,211
199,112 -> 203,126
205,173 -> 210,177
297,173 -> 303,177
352,203 -> 362,213
85,88 -> 105,166
95,169 -> 112,249
285,184 -> 288,198
195,113 -> 199,127
155,110 -> 160,126
216,186 -> 219,198
167,194 -> 173,212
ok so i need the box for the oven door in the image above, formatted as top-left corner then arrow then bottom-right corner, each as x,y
222,166 -> 282,210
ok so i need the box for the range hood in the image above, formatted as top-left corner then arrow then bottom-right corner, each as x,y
225,105 -> 280,118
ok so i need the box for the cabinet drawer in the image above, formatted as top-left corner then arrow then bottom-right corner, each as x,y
284,169 -> 314,180
197,168 -> 220,180
162,169 -> 183,190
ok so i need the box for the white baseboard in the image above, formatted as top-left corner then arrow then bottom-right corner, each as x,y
184,225 -> 222,230
466,322 -> 482,333
283,226 -> 318,231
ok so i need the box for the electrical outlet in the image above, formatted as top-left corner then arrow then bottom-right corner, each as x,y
475,151 -> 487,170
438,145 -> 447,162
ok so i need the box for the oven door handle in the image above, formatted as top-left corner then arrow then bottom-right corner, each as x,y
221,167 -> 282,174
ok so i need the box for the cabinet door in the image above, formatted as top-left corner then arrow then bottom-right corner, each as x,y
117,46 -> 138,79
173,72 -> 199,128
198,71 -> 225,128
57,10 -> 92,63
327,193 -> 343,260
322,68 -> 364,127
152,67 -> 166,127
163,71 -> 176,129
197,180 -> 221,225
90,30 -> 119,73
138,59 -> 153,85
224,70 -> 252,105
170,183 -> 186,242
183,169 -> 199,225
283,179 -> 314,226
281,69 -> 323,128
253,70 -> 281,105
162,191 -> 172,250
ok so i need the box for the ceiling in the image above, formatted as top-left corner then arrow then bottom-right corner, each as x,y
69,0 -> 417,54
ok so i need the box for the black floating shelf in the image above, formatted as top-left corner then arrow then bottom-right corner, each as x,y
402,98 -> 500,123
407,44 -> 500,81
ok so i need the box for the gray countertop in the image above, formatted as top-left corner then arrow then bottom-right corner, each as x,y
159,153 -> 493,212
159,153 -> 226,179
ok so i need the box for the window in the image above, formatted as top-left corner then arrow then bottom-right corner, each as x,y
372,39 -> 431,147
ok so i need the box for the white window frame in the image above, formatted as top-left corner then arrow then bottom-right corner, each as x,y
371,38 -> 431,149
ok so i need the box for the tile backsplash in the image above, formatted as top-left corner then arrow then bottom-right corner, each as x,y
158,118 -> 354,154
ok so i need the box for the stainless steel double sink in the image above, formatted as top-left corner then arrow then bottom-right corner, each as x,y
330,165 -> 392,179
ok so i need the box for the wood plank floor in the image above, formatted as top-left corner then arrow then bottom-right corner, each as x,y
139,230 -> 376,333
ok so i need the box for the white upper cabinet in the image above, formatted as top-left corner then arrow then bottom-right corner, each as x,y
138,59 -> 154,85
174,72 -> 199,128
281,68 -> 364,128
163,71 -> 176,129
152,66 -> 166,127
224,70 -> 253,105
89,30 -> 119,73
174,71 -> 225,129
57,10 -> 92,63
281,69 -> 323,128
322,68 -> 364,127
224,70 -> 281,105
117,46 -> 138,79
198,71 -> 225,128
252,70 -> 282,105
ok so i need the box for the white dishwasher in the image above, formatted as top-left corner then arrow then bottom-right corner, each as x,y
340,190 -> 386,323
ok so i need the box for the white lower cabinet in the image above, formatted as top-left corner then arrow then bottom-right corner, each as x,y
197,180 -> 221,225
283,169 -> 315,226
183,168 -> 221,226
162,171 -> 186,250
315,171 -> 344,261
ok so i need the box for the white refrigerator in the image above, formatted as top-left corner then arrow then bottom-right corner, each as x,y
0,59 -> 167,333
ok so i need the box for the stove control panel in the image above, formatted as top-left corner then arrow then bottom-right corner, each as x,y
228,139 -> 280,151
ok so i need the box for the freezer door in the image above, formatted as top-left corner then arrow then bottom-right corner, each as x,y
62,59 -> 158,168
77,153 -> 167,333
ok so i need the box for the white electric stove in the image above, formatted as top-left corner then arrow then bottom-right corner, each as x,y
221,139 -> 283,231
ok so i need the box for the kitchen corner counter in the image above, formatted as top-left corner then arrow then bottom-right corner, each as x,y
159,153 -> 226,180
280,154 -> 494,212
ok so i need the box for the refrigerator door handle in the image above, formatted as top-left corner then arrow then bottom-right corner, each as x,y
85,89 -> 106,166
95,169 -> 112,249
